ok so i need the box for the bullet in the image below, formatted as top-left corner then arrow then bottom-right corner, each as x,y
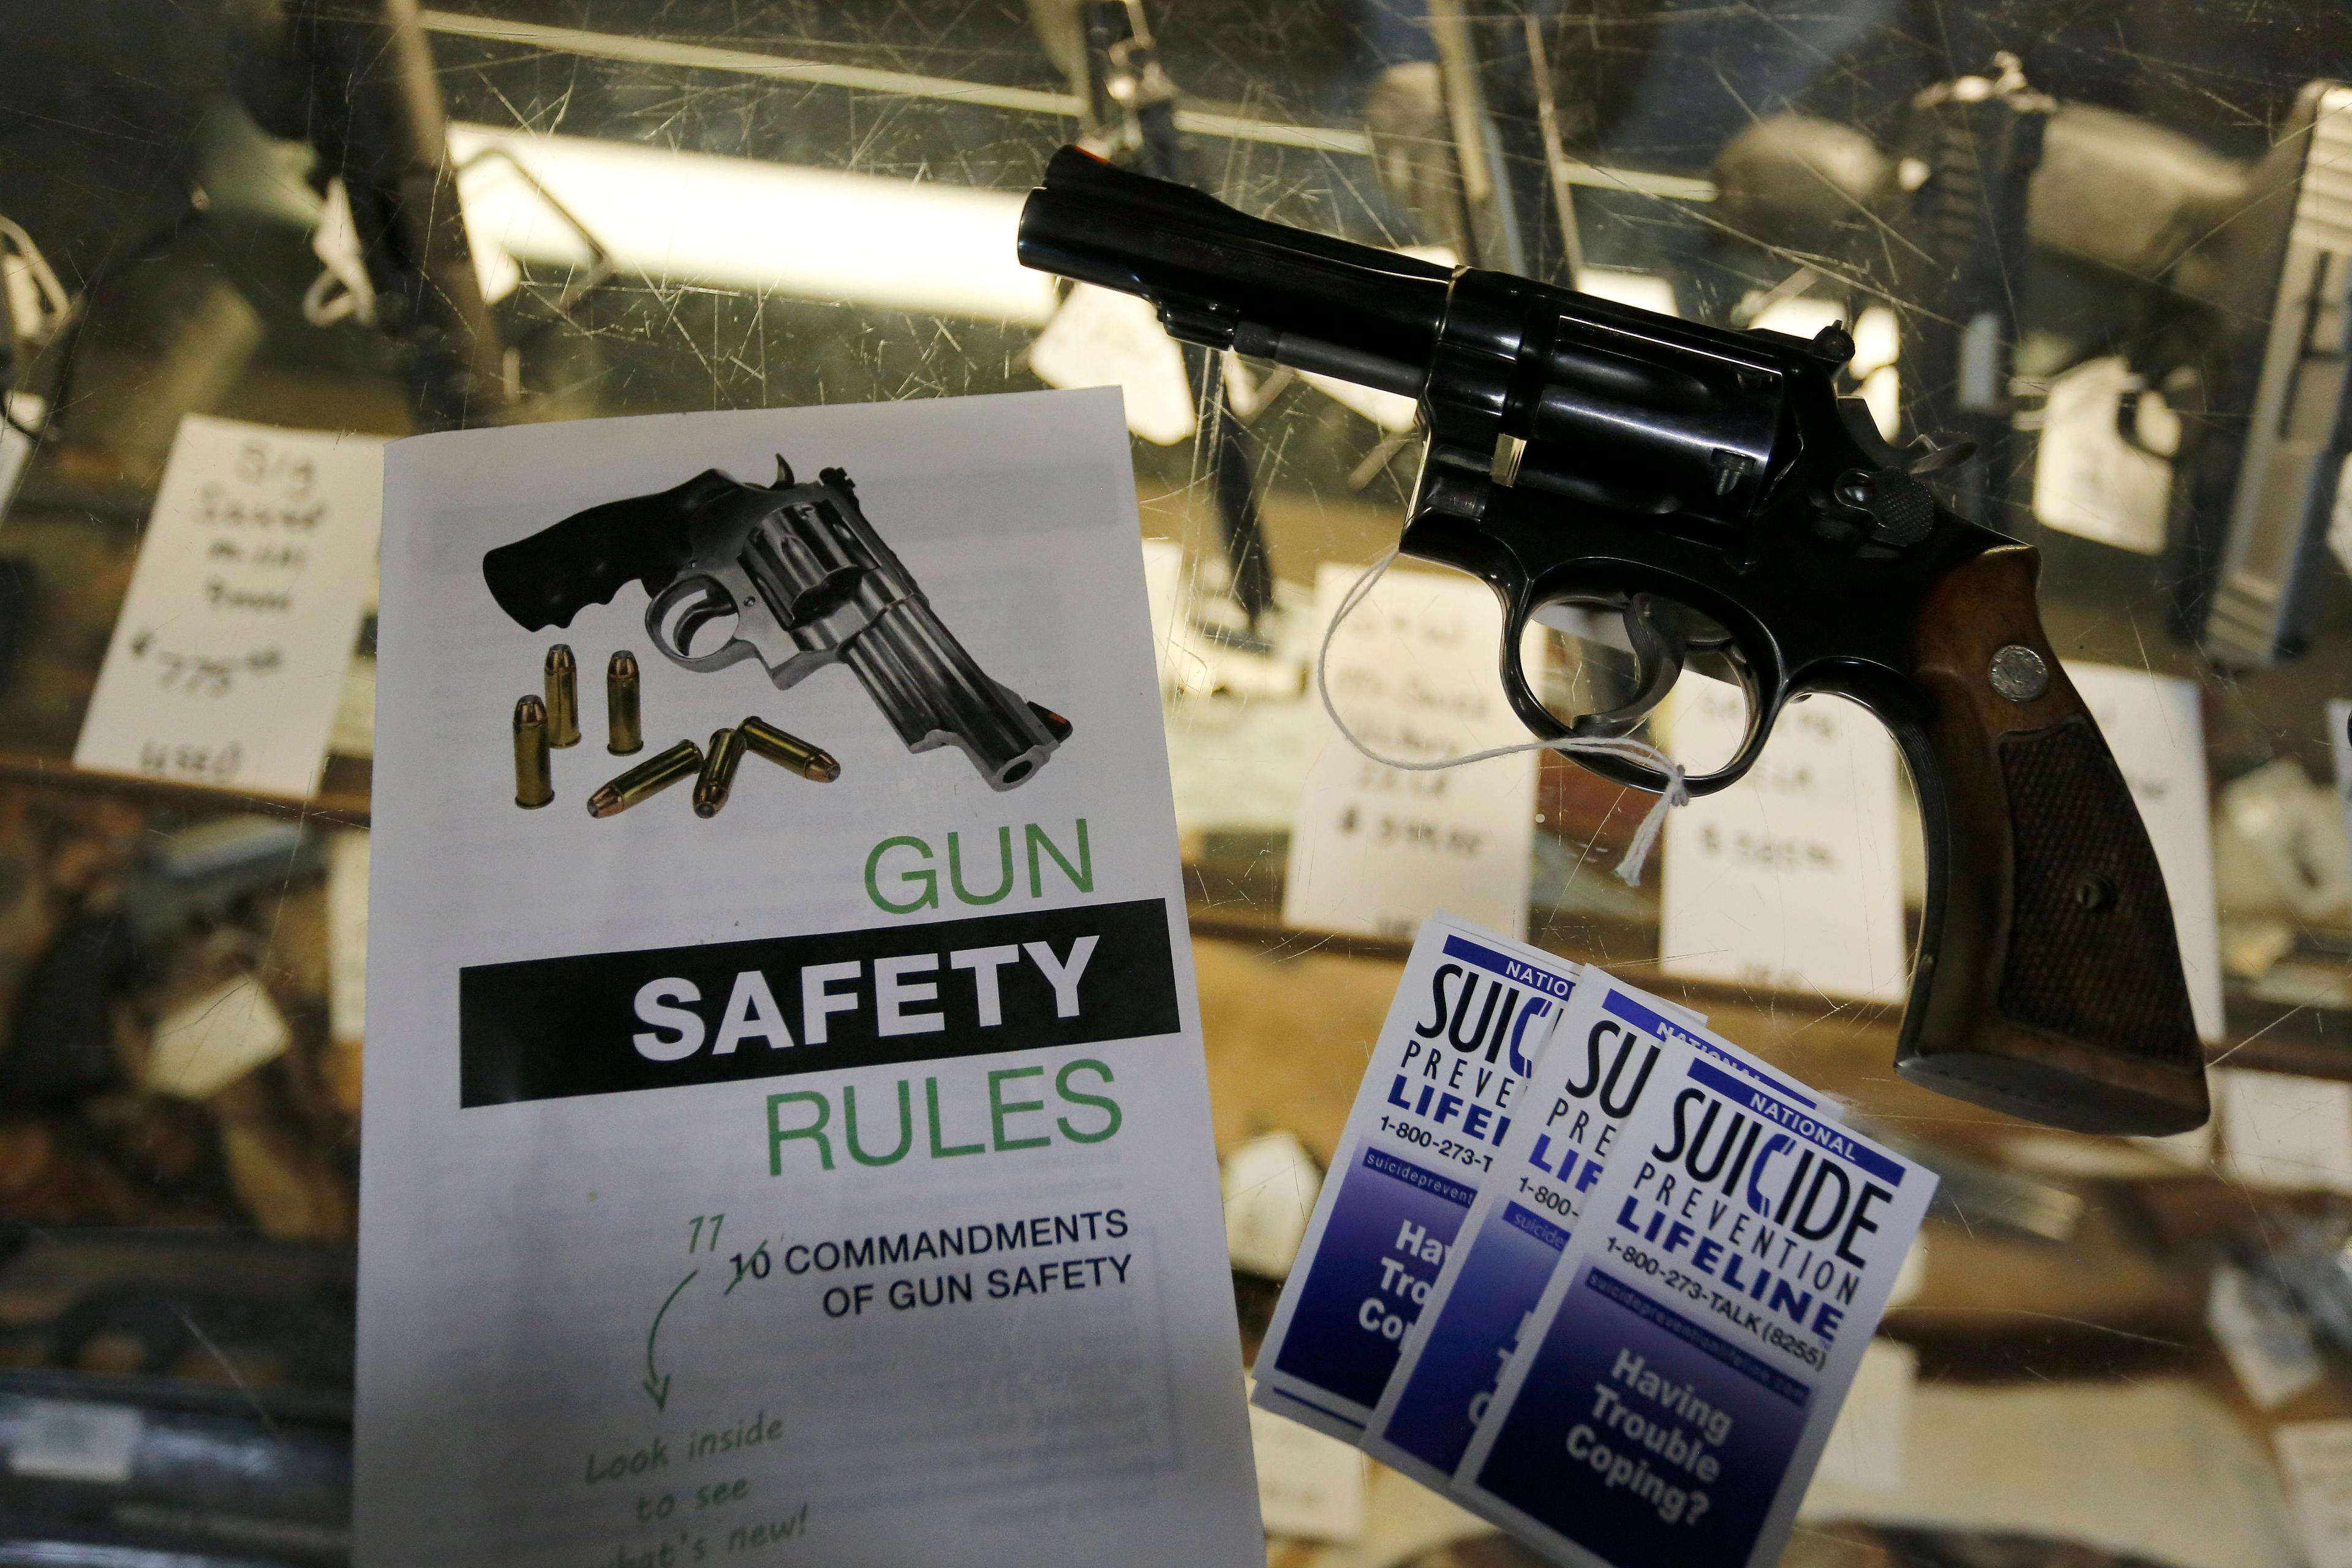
513,694 -> 554,809
740,717 -> 840,782
607,650 -> 644,755
545,644 -> 581,748
693,726 -> 747,819
586,739 -> 702,818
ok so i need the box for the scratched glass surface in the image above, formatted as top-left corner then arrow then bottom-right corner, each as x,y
2,2 -> 2351,1564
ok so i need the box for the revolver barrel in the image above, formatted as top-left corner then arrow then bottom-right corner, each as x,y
658,467 -> 1071,791
1019,146 -> 1800,524
840,586 -> 1072,789
1017,145 -> 1445,398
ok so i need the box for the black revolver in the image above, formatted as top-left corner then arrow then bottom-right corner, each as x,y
1020,146 -> 2208,1135
481,461 -> 1071,790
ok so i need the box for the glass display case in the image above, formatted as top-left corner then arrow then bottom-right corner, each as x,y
2,2 -> 2350,1563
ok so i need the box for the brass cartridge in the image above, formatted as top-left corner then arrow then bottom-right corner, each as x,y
607,650 -> 644,755
545,644 -> 581,748
586,739 -> 702,818
513,695 -> 554,809
692,726 -> 747,819
740,717 -> 841,782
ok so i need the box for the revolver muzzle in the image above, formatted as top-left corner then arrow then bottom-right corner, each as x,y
844,599 -> 1072,790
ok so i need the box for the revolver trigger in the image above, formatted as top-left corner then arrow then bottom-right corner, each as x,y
645,575 -> 740,666
1569,594 -> 1689,739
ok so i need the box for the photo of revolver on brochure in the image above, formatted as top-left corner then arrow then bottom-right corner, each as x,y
478,458 -> 1074,816
1017,146 -> 2211,1139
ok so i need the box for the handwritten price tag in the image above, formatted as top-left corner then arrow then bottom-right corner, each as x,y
1659,684 -> 1907,1001
1283,562 -> 1538,940
73,415 -> 383,798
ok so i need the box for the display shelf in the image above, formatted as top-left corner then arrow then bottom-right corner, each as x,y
0,750 -> 372,827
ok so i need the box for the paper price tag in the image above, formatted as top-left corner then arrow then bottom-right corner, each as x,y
1028,283 -> 1197,446
1284,564 -> 1539,942
1140,538 -> 1185,691
2066,662 -> 2223,1041
2219,1068 -> 2352,1193
1224,1130 -> 1322,1280
2279,1420 -> 2352,1568
331,655 -> 377,759
147,975 -> 292,1100
6,1398 -> 143,1484
1247,1380 -> 1366,1544
1809,1338 -> 1915,1492
1659,687 -> 1906,1003
73,416 -> 384,799
2208,1264 -> 2324,1410
2032,356 -> 2174,556
328,830 -> 370,1049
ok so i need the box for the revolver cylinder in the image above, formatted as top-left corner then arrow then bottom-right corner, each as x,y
642,466 -> 1071,790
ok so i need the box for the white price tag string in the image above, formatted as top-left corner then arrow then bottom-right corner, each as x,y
1314,549 -> 1688,885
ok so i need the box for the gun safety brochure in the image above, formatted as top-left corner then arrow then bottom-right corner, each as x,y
356,390 -> 1262,1566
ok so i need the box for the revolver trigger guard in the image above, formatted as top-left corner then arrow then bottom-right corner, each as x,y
644,575 -> 764,675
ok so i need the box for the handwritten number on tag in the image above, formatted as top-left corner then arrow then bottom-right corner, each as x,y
1336,807 -> 1486,857
1697,823 -> 1836,870
232,438 -> 317,501
137,739 -> 243,783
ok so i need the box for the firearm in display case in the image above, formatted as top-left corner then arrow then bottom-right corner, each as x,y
232,0 -> 505,432
1709,72 -> 2352,669
7,817 -> 322,1110
1068,0 -> 1276,633
1019,145 -> 2209,1136
1890,55 -> 2052,529
2174,82 -> 2352,668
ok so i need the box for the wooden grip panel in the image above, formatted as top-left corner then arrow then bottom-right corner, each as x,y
1893,546 -> 2208,1134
